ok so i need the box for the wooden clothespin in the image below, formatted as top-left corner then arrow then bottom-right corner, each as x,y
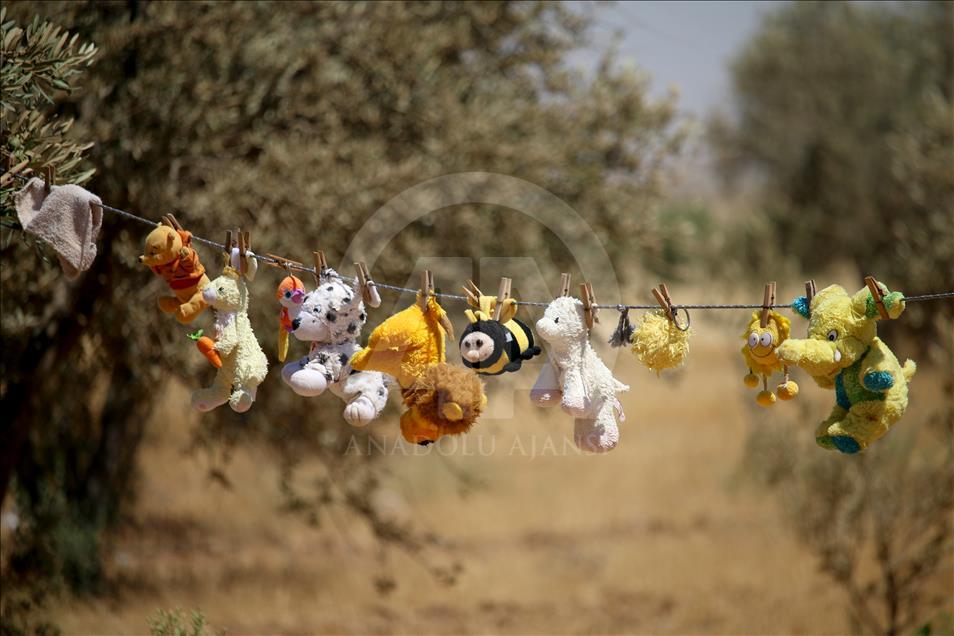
1,157 -> 30,187
493,277 -> 512,321
43,165 -> 55,193
418,270 -> 434,309
864,275 -> 891,320
804,280 -> 817,317
354,262 -> 381,308
265,253 -> 301,272
160,214 -> 183,230
237,230 -> 249,274
760,282 -> 777,328
651,282 -> 689,331
313,250 -> 329,273
224,230 -> 233,255
462,280 -> 482,307
167,214 -> 184,231
651,283 -> 676,323
558,273 -> 572,298
419,270 -> 453,336
580,282 -> 599,329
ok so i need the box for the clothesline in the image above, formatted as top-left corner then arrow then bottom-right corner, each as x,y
8,172 -> 954,311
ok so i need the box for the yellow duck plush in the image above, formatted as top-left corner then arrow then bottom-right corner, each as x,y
776,283 -> 916,454
351,294 -> 486,445
741,309 -> 799,407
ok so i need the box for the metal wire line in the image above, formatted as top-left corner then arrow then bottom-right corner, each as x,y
7,172 -> 954,311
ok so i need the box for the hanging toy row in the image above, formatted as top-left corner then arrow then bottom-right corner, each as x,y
132,211 -> 917,456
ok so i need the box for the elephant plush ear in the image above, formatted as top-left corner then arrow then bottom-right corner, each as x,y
854,286 -> 906,320
791,296 -> 810,319
883,291 -> 906,319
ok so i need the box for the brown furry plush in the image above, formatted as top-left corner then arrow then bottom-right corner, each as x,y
399,363 -> 486,444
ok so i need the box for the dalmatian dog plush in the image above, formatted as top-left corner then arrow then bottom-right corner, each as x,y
281,268 -> 391,426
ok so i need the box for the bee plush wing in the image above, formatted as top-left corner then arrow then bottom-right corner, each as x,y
509,318 -> 542,361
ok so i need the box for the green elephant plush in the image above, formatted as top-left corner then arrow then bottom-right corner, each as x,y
777,282 -> 916,454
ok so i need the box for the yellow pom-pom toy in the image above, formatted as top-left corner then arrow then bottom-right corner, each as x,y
630,309 -> 691,375
740,308 -> 798,407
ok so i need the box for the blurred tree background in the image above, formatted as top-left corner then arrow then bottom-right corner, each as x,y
709,0 -> 953,354
1,1 -> 952,634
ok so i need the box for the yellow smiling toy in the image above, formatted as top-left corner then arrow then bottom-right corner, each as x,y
741,309 -> 798,406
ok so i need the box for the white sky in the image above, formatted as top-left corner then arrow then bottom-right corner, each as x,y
571,1 -> 770,119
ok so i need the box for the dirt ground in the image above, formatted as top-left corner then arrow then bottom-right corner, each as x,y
50,317 -> 952,635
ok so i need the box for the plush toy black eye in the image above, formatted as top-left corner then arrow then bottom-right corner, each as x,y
284,291 -> 292,298
218,286 -> 224,293
554,317 -> 560,324
827,330 -> 838,342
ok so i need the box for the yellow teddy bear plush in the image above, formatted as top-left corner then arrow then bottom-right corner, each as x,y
776,283 -> 916,454
741,309 -> 798,407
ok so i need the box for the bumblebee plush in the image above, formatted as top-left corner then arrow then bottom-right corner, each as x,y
459,295 -> 541,375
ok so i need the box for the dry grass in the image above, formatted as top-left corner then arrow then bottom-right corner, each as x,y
51,317 -> 952,635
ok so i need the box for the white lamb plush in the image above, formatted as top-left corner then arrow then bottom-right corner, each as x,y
281,268 -> 391,426
531,296 -> 629,452
191,251 -> 268,413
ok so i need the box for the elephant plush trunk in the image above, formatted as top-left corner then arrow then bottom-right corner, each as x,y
776,338 -> 842,379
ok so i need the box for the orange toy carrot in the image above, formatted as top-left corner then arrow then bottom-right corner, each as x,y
189,329 -> 222,368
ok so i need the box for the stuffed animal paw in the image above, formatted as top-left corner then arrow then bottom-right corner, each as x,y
344,395 -> 380,427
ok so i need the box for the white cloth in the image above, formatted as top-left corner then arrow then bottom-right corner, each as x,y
15,177 -> 103,279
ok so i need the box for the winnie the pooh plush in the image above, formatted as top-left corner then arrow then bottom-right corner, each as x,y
139,224 -> 209,323
191,254 -> 268,413
777,282 -> 916,454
